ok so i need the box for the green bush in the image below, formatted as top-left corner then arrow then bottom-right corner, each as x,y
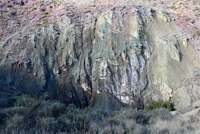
29,7 -> 37,12
9,12 -> 16,16
162,101 -> 175,111
39,15 -> 47,19
84,10 -> 91,13
152,3 -> 157,7
47,22 -> 53,25
2,95 -> 198,134
48,5 -> 53,9
37,117 -> 59,133
37,100 -> 65,117
144,100 -> 175,111
35,24 -> 42,27
6,4 -> 12,8
170,6 -> 176,9
144,100 -> 162,111
14,96 -> 36,107
43,12 -> 48,15
6,114 -> 24,132
39,3 -> 43,7
0,95 -> 189,133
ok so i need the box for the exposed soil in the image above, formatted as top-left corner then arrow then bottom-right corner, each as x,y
0,0 -> 200,42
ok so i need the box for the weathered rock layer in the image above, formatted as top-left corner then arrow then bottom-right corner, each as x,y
0,6 -> 199,112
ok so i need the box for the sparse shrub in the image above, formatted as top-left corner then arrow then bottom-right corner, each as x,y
144,100 -> 175,111
40,15 -> 47,19
136,110 -> 151,125
6,114 -> 24,132
37,117 -> 59,132
1,107 -> 28,117
187,17 -> 191,21
162,101 -> 175,111
29,7 -> 37,12
84,10 -> 91,13
107,117 -> 121,126
170,6 -> 176,9
43,12 -> 48,15
182,15 -> 188,19
6,4 -> 12,8
180,2 -> 184,5
37,100 -> 65,117
14,95 -> 36,107
47,22 -> 54,25
35,24 -> 42,27
39,3 -> 43,7
40,8 -> 45,12
9,12 -> 16,16
145,100 -> 162,111
16,22 -> 20,25
48,5 -> 53,8
92,109 -> 107,121
177,13 -> 181,17
195,28 -> 200,36
0,94 -> 199,133
152,3 -> 157,7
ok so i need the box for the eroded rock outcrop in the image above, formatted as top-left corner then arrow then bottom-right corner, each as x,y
0,6 -> 199,112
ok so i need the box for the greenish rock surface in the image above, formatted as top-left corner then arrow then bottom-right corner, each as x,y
0,6 -> 199,113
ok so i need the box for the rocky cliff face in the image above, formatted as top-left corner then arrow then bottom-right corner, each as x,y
0,6 -> 199,113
